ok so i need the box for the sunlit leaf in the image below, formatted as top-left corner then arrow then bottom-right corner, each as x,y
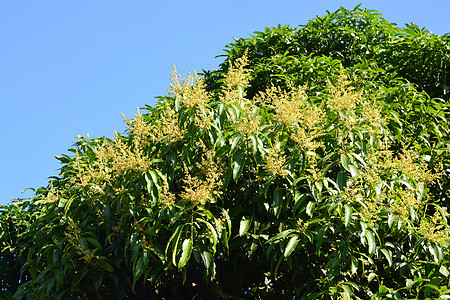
366,230 -> 376,255
178,238 -> 193,269
239,215 -> 252,236
284,236 -> 299,258
380,248 -> 392,267
344,205 -> 352,227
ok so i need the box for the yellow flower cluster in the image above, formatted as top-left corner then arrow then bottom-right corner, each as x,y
296,218 -> 309,233
215,209 -> 229,232
69,131 -> 154,197
235,106 -> 262,135
170,66 -> 210,109
220,53 -> 251,105
95,133 -> 153,177
327,73 -> 362,113
306,162 -> 323,183
419,209 -> 449,244
180,149 -> 224,206
61,51 -> 447,248
360,99 -> 386,135
124,104 -> 185,145
264,141 -> 289,177
256,84 -> 326,151
344,139 -> 443,231
70,149 -> 111,190
65,217 -> 95,264
158,176 -> 176,209
394,147 -> 441,184
122,109 -> 151,149
41,183 -> 60,204
390,188 -> 421,219
291,128 -> 325,152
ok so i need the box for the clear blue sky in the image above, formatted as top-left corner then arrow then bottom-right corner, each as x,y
1,0 -> 449,206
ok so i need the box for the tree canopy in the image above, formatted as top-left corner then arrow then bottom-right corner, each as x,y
1,5 -> 449,299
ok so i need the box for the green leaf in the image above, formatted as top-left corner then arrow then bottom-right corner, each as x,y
284,236 -> 299,258
306,201 -> 315,217
85,237 -> 102,250
378,284 -> 389,294
350,256 -> 358,274
366,230 -> 376,255
293,193 -> 308,217
396,178 -> 415,190
351,153 -> 366,167
200,251 -> 215,278
341,284 -> 352,297
232,152 -> 245,182
368,273 -> 376,283
238,85 -> 245,98
388,213 -> 396,229
337,171 -> 347,191
267,229 -> 294,243
273,256 -> 283,279
380,248 -> 392,267
148,169 -> 160,189
341,154 -> 350,171
134,256 -> 144,281
440,265 -> 449,277
144,171 -> 154,194
196,219 -> 218,254
219,227 -> 229,249
348,164 -> 359,177
230,133 -> 242,154
429,243 -> 443,263
166,224 -> 184,265
250,135 -> 258,156
239,215 -> 252,236
406,279 -> 414,292
63,195 -> 75,216
178,238 -> 193,269
344,205 -> 352,227
273,188 -> 282,218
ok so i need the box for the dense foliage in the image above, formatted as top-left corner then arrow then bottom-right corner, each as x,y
1,5 -> 449,299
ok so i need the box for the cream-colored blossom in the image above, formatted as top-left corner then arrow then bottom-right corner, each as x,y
327,73 -> 362,113
360,99 -> 387,135
223,52 -> 250,91
220,53 -> 251,105
257,84 -> 325,151
65,217 -> 95,264
419,209 -> 449,244
122,108 -> 152,149
143,102 -> 186,144
180,149 -> 224,206
265,143 -> 289,177
390,188 -> 421,219
235,111 -> 261,135
169,66 -> 210,109
159,176 -> 176,208
95,133 -> 153,176
395,147 -> 441,184
290,127 -> 324,152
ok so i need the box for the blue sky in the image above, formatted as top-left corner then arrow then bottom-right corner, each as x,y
1,0 -> 449,206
